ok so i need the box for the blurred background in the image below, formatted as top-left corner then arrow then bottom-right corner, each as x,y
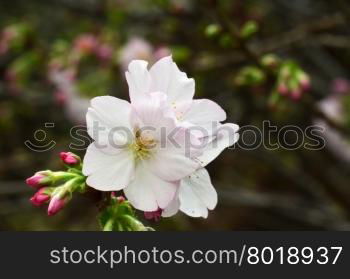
1,0 -> 350,230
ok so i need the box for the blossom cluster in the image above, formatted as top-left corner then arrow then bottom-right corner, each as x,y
26,152 -> 86,216
276,61 -> 310,101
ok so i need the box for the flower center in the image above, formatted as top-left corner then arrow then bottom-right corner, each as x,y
129,129 -> 157,161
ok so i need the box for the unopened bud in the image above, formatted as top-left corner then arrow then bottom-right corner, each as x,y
280,66 -> 291,79
277,83 -> 289,95
47,195 -> 66,216
290,89 -> 302,101
235,66 -> 266,86
26,171 -> 52,189
297,72 -> 311,91
74,34 -> 98,54
240,20 -> 259,39
60,152 -> 80,166
144,208 -> 162,222
261,54 -> 280,68
30,188 -> 51,206
96,44 -> 113,61
205,24 -> 222,38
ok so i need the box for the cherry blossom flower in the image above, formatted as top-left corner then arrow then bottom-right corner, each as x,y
83,56 -> 239,216
83,93 -> 199,212
313,80 -> 350,163
119,37 -> 153,70
119,37 -> 171,70
49,68 -> 90,124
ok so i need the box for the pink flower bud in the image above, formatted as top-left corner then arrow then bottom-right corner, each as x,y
30,188 -> 51,206
60,152 -> 80,165
26,172 -> 51,189
96,44 -> 113,61
47,196 -> 66,216
74,34 -> 98,54
144,208 -> 162,222
277,83 -> 289,95
290,89 -> 302,101
297,73 -> 311,91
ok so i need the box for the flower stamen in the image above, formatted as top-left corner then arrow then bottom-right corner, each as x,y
129,129 -> 157,161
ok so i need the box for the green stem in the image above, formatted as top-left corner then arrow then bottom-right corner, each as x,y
103,218 -> 114,231
122,215 -> 148,231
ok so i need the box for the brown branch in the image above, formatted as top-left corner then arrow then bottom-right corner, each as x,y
193,13 -> 347,71
252,13 -> 346,54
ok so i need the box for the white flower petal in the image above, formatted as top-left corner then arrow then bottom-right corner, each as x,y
124,162 -> 178,211
86,96 -> 132,147
187,168 -> 217,210
182,99 -> 226,136
131,91 -> 175,130
179,168 -> 217,218
90,96 -> 132,129
149,56 -> 195,103
125,60 -> 151,105
86,108 -> 131,151
198,123 -> 239,167
162,196 -> 180,217
83,144 -> 135,191
151,176 -> 179,209
179,185 -> 208,218
168,62 -> 195,103
148,146 -> 199,181
149,56 -> 173,94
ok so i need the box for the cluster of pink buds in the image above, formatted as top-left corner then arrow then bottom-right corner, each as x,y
276,61 -> 311,101
73,33 -> 114,62
26,152 -> 86,216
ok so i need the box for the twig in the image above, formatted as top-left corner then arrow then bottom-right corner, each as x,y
219,187 -> 350,230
